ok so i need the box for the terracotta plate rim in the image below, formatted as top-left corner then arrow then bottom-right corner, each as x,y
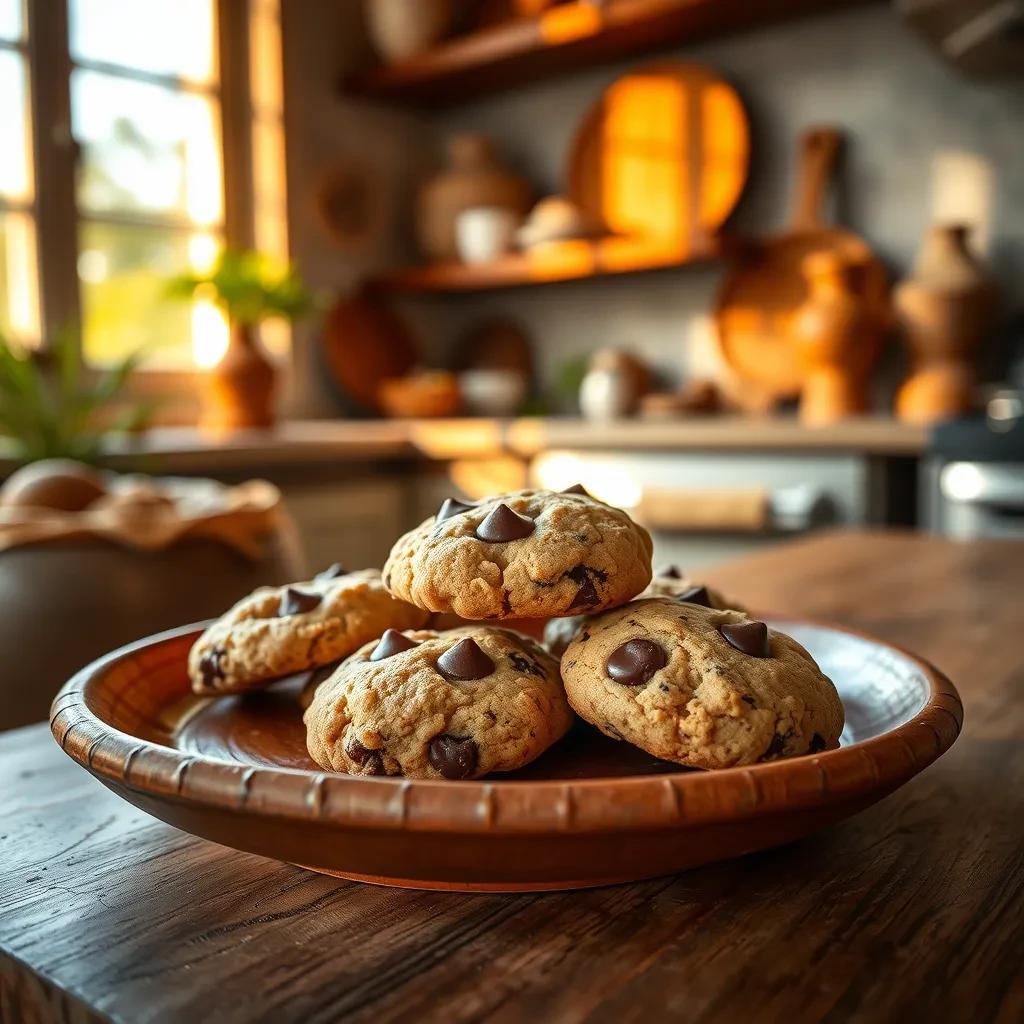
50,618 -> 963,836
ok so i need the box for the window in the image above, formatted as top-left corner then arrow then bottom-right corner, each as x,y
6,0 -> 288,372
0,0 -> 40,346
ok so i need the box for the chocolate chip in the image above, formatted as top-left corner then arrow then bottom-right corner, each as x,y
508,651 -> 545,677
566,563 -> 608,610
580,631 -> 590,642
657,565 -> 684,579
562,483 -> 590,496
677,585 -> 712,608
314,563 -> 346,582
436,638 -> 494,681
809,733 -> 827,753
199,647 -> 226,686
278,587 -> 322,617
346,739 -> 385,775
476,503 -> 535,542
719,620 -> 771,658
428,734 -> 478,779
436,496 -> 476,523
370,629 -> 419,662
741,694 -> 757,707
759,730 -> 793,762
607,639 -> 667,686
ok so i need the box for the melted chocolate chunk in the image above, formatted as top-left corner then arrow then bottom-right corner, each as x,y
562,483 -> 590,496
607,639 -> 667,686
809,733 -> 827,753
719,620 -> 771,658
199,647 -> 227,687
370,629 -> 419,662
566,563 -> 608,610
314,563 -> 346,582
428,734 -> 478,779
508,651 -> 545,677
346,739 -> 385,775
677,585 -> 712,608
741,694 -> 757,707
759,730 -> 793,762
476,503 -> 535,542
657,565 -> 684,579
436,638 -> 495,681
278,587 -> 322,617
436,497 -> 476,523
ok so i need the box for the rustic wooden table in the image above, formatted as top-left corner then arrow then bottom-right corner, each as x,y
1,531 -> 1021,1024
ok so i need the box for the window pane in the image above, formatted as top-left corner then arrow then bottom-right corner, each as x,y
69,0 -> 216,84
79,221 -> 225,368
0,210 -> 39,344
0,0 -> 22,42
72,69 -> 223,225
0,50 -> 32,201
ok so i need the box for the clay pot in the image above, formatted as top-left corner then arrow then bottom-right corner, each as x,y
417,134 -> 531,262
793,252 -> 879,426
203,323 -> 277,432
894,224 -> 997,424
365,0 -> 454,63
0,459 -> 108,512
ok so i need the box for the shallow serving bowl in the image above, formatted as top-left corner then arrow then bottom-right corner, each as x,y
50,618 -> 962,892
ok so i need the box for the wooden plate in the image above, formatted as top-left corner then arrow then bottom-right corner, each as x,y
50,618 -> 961,892
567,61 -> 749,251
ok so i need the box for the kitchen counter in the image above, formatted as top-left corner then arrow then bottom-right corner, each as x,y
1,530 -> 1019,1023
0,416 -> 930,476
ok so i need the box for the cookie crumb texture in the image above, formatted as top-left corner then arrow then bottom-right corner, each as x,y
562,599 -> 844,769
188,569 -> 430,695
383,489 -> 653,619
304,627 -> 573,779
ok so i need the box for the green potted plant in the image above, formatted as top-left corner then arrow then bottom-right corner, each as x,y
0,327 -> 150,465
167,248 -> 313,430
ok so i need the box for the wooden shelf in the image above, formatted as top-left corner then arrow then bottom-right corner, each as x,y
374,234 -> 727,293
344,0 -> 872,107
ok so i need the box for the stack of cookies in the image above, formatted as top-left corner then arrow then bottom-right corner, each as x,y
189,488 -> 844,780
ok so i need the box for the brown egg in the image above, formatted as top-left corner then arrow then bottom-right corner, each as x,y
0,459 -> 108,512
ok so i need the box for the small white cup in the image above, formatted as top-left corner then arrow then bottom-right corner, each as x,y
455,207 -> 521,265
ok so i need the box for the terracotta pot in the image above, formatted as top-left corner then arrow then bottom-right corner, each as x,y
895,225 -> 997,424
365,0 -> 454,63
793,252 -> 879,426
417,134 -> 531,262
203,323 -> 277,432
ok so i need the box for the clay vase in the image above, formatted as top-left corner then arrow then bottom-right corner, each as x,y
894,225 -> 997,424
203,323 -> 277,432
417,134 -> 532,262
792,251 -> 879,426
365,0 -> 454,63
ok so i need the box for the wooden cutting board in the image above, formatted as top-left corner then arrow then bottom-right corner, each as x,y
715,127 -> 888,404
566,60 -> 749,253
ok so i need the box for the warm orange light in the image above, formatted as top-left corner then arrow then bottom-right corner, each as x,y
539,3 -> 603,45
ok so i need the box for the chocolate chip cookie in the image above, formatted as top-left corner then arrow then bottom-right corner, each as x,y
383,489 -> 653,620
561,598 -> 843,769
304,626 -> 573,779
189,566 -> 430,695
542,564 -> 742,658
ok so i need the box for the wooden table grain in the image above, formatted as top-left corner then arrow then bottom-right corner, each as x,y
1,531 -> 1022,1024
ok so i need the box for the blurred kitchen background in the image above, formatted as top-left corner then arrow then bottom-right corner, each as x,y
0,0 -> 1022,727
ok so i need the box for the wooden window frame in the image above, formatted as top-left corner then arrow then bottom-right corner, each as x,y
23,0 -> 265,400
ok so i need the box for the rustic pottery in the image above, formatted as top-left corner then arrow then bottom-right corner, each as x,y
51,616 -> 961,891
417,134 -> 531,262
455,206 -> 522,265
203,323 -> 277,431
365,0 -> 454,63
894,224 -> 997,424
793,251 -> 880,425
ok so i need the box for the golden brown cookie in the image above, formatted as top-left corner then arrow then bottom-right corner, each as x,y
383,488 -> 653,620
304,626 -> 573,779
561,598 -> 843,769
188,566 -> 430,695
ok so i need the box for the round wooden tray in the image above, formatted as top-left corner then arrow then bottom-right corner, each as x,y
50,619 -> 962,892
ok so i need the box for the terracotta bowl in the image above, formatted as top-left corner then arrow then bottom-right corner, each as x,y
50,618 -> 962,892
